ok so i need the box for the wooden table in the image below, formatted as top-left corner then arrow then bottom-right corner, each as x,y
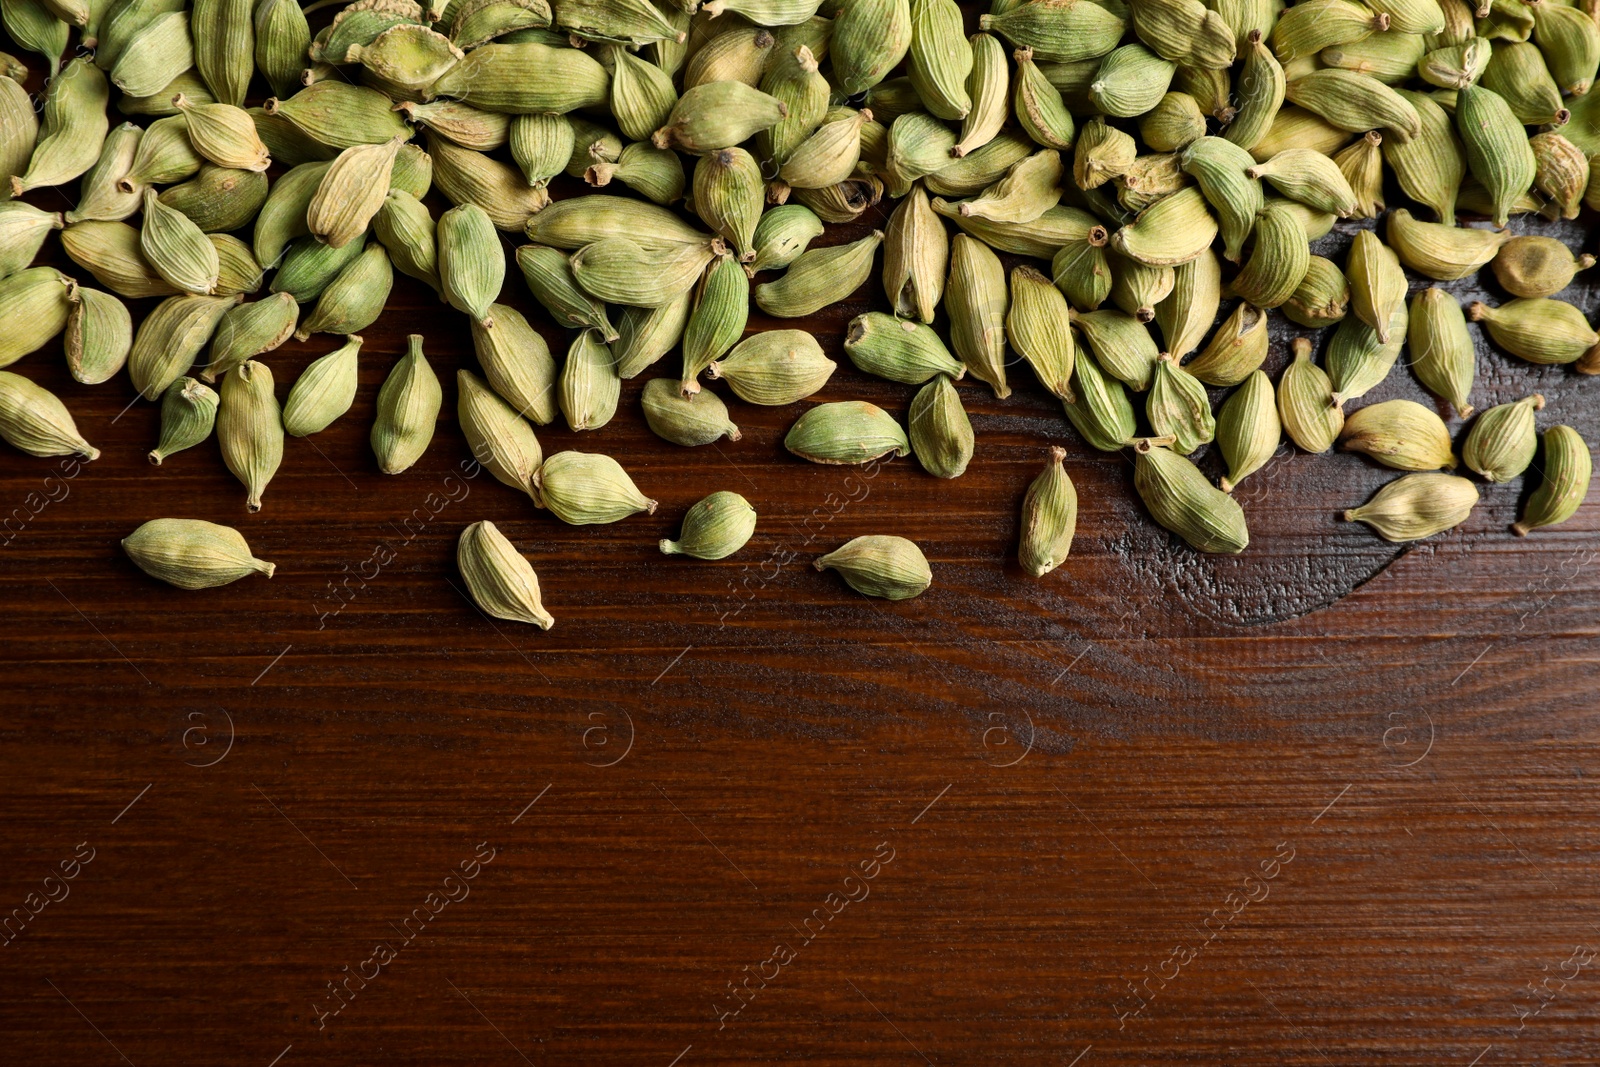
4,53 -> 1600,1067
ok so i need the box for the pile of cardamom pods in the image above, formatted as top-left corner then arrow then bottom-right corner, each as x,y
0,0 -> 1596,618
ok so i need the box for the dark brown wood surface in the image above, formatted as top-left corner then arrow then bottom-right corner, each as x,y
5,30 -> 1600,1067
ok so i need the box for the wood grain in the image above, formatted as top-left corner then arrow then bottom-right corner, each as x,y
3,19 -> 1600,1067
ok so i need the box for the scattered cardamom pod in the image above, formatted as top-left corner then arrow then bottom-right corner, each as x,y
438,203 -> 505,326
1183,300 -> 1267,386
459,367 -> 543,497
532,450 -> 657,525
1017,445 -> 1077,576
0,370 -> 99,460
815,534 -> 931,600
1514,426 -> 1592,535
706,329 -> 835,405
1133,440 -> 1249,554
1343,472 -> 1478,541
122,518 -> 273,589
1147,352 -> 1215,455
785,401 -> 910,465
1407,288 -> 1475,419
1216,370 -> 1280,492
372,334 -> 442,475
660,491 -> 757,560
1339,399 -> 1457,471
458,520 -> 554,629
63,286 -> 132,386
642,378 -> 740,447
1463,394 -> 1544,483
907,373 -> 973,479
148,376 -> 218,465
1278,337 -> 1344,453
1469,298 -> 1600,366
845,311 -> 965,386
559,328 -> 620,433
1490,236 -> 1596,299
283,334 -> 362,438
217,359 -> 282,512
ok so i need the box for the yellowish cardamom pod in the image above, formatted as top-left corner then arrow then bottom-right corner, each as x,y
642,378 -> 740,447
1406,287 -> 1474,418
1133,440 -> 1249,554
814,534 -> 931,600
306,135 -> 404,249
283,334 -> 362,437
558,328 -> 620,432
1344,472 -> 1477,541
1339,398 -> 1457,471
1017,445 -> 1077,576
122,518 -> 274,589
945,233 -> 1009,398
217,359 -> 282,512
0,370 -> 99,459
148,376 -> 217,465
1183,300 -> 1267,386
907,373 -> 973,479
1006,264 -> 1075,400
1490,235 -> 1596,299
372,334 -> 442,475
531,450 -> 657,525
173,93 -> 271,172
437,203 -> 505,327
1463,394 -> 1544,483
705,329 -> 835,405
1468,298 -> 1599,365
457,520 -> 554,629
1514,426 -> 1591,535
458,367 -> 543,497
1215,370 -> 1280,492
785,401 -> 910,465
1278,336 -> 1344,453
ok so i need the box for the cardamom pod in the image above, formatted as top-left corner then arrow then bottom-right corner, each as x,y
978,0 -> 1126,65
653,80 -> 787,154
1228,200 -> 1309,308
845,311 -> 965,386
1327,315 -> 1404,406
1224,30 -> 1285,152
1178,136 -> 1263,262
1490,236 -> 1596,299
1073,116 -> 1136,189
831,0 -> 912,96
0,202 -> 61,281
1133,440 -> 1249,553
1463,393 -> 1544,482
1406,287 -> 1474,419
659,490 -> 757,560
457,520 -> 554,629
139,186 -> 219,296
217,359 -> 282,511
211,234 -> 263,297
1281,255 -> 1349,329
785,401 -> 910,465
306,136 -> 403,250
1004,264 -> 1074,400
1155,249 -> 1221,359
131,291 -> 241,398
706,328 -> 835,404
427,132 -> 549,232
295,243 -> 393,339
1216,370 -> 1280,492
944,233 -> 1009,398
881,183 -> 947,323
173,93 -> 270,172
425,41 -> 607,112
283,334 -> 362,437
1278,337 -> 1344,452
1343,472 -> 1477,541
1069,307 -> 1159,391
1455,83 -> 1536,228
757,44 -> 828,167
749,203 -> 823,274
571,236 -> 716,308
613,291 -> 692,379
157,164 -> 269,235
1184,299 -> 1267,386
437,203 -> 504,326
1385,207 -> 1511,281
1017,446 -> 1076,576
12,59 -> 110,196
1247,105 -> 1353,163
1050,227 -> 1112,312
755,230 -> 881,318
66,121 -> 142,225
466,302 -> 556,426
0,266 -> 76,368
372,334 -> 442,474
123,518 -> 273,588
953,32 -> 1007,156
254,0 -> 312,98
532,450 -> 657,524
1339,398 -> 1457,471
815,534 -> 931,600
204,291 -> 297,382
1064,349 -> 1137,451
148,375 -> 217,465
1346,229 -> 1406,344
1514,426 -> 1591,535
459,367 -> 542,495
558,328 -> 619,433
907,373 -> 973,480
1469,298 -> 1599,365
681,252 -> 749,393
1147,351 -> 1215,454
64,286 -> 131,385
642,378 -> 740,447
0,370 -> 98,459
1245,148 -> 1358,216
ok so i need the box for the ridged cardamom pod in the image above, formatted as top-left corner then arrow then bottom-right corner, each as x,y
427,132 -> 549,233
1339,398 -> 1457,471
437,203 -> 504,326
266,82 -> 411,151
754,230 -> 881,318
571,236 -> 716,308
931,199 -> 1102,259
613,292 -> 691,380
505,112 -> 571,186
457,520 -> 554,629
1183,300 -> 1267,386
348,25 -> 464,101
907,373 -> 973,479
642,378 -> 740,447
1091,43 -> 1177,119
680,23 -> 770,88
1463,394 -> 1544,483
1224,30 -> 1285,152
1154,249 -> 1221,359
929,132 -> 1033,197
1332,130 -> 1385,219
1147,352 -> 1215,455
1281,255 -> 1349,329
1215,370 -> 1279,492
652,80 -> 787,154
660,491 -> 757,559
139,186 -> 219,296
295,243 -> 393,340
59,220 -> 176,299
469,303 -> 557,426
1073,116 -> 1135,189
952,32 -> 1008,156
1284,68 -> 1421,142
1069,307 -> 1159,391
251,161 -> 327,269
1530,0 -> 1600,95
1384,207 -> 1510,282
0,267 -> 75,368
532,450 -> 656,524
66,121 -> 142,225
1114,151 -> 1187,214
1247,105 -> 1353,163
831,0 -> 912,96
945,233 -> 1009,398
1245,148 -> 1358,216
64,286 -> 132,385
1138,91 -> 1205,154
905,0 -> 971,119
681,252 -> 750,393
1346,229 -> 1406,344
706,328 -> 834,405
1407,288 -> 1474,419
211,233 -> 263,296
1178,136 -> 1264,263
130,291 -> 241,399
586,141 -> 685,205
0,202 -> 63,279
158,165 -> 269,235
1379,88 -> 1461,225
1016,446 -> 1077,576
13,59 -> 109,196
1228,200 -> 1309,308
979,0 -> 1126,65
785,401 -> 910,465
1454,83 -> 1535,228
880,183 -> 947,323
845,311 -> 965,386
1469,298 -> 1599,365
217,359 -> 282,511
173,93 -> 270,172
0,370 -> 98,460
123,518 -> 273,589
271,232 -> 364,304
423,41 -> 605,112
513,244 -> 614,338
282,334 -> 361,437
1344,472 -> 1477,541
1327,315 -> 1403,406
955,148 -> 1063,225
815,534 -> 931,600
254,0 -> 312,99
1108,189 -> 1218,270
1481,40 -> 1566,126
148,376 -> 217,465
749,204 -> 824,275
1064,349 -> 1137,452
372,334 -> 442,474
1106,250 -> 1173,324
306,136 -> 403,250
373,189 -> 441,293
1001,265 -> 1072,400
692,147 -> 763,260
398,100 -> 510,153
459,367 -> 542,496
757,44 -> 829,167
1514,426 -> 1591,535
1490,236 -> 1596,299
1050,227 -> 1112,313
524,193 -> 709,253
558,328 -> 619,433
204,291 -> 297,383
1278,337 -> 1344,453
1133,441 -> 1249,554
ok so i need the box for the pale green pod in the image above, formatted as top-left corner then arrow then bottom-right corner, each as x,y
1463,393 -> 1543,483
1338,398 -> 1457,471
1216,370 -> 1279,492
1178,136 -> 1263,262
294,243 -> 393,340
1346,229 -> 1407,345
1514,426 -> 1591,535
694,147 -> 764,259
192,0 -> 252,106
907,0 -> 971,119
681,253 -> 749,394
210,233 -> 263,297
755,230 -> 882,318
845,311 -> 965,386
925,132 -> 1033,197
785,401 -> 910,465
254,0 -> 312,99
953,149 -> 1062,225
250,161 -> 328,269
427,132 -> 550,232
425,42 -> 607,113
1228,200 -> 1309,309
1006,264 -> 1075,400
831,0 -> 911,96
565,118 -> 621,179
1246,148 -> 1358,216
449,0 -> 556,49
458,367 -> 543,496
642,378 -> 740,447
469,302 -> 557,427
506,112 -> 572,186
1407,287 -> 1474,419
1480,40 -> 1567,127
946,233 -> 1009,398
778,109 -> 868,192
172,93 -> 271,172
706,328 -> 835,405
814,534 -> 931,600
652,80 -> 787,154
1108,187 -> 1217,270
13,59 -> 111,196
1247,104 -> 1354,163
437,203 -> 504,326
1089,43 -> 1177,118
880,183 -> 947,326
1325,31 -> 1430,83
2,0 -> 69,76
374,189 -> 442,293
0,74 -> 38,199
63,220 -> 179,299
1327,315 -> 1403,406
1050,228 -> 1112,312
1385,207 -> 1510,282
613,291 -> 691,379
282,334 -> 361,437
978,0 -> 1127,64
1278,337 -> 1344,453
758,44 -> 829,166
1380,89 -> 1461,224
571,236 -> 715,308
128,291 -> 240,398
1224,30 -> 1286,153
1147,351 -> 1215,455
217,359 -> 282,512
1455,83 -> 1535,228
372,334 -> 442,474
147,376 -> 217,465
1530,0 -> 1600,96
907,373 -> 972,480
930,199 -> 1104,258
0,201 -> 63,279
306,136 -> 402,250
110,10 -> 192,99
1140,91 -> 1206,153
1184,300 -> 1267,386
66,122 -> 142,224
1017,446 -> 1076,576
1069,307 -> 1159,391
954,32 -> 1008,157
1469,298 -> 1598,366
1154,250 -> 1220,360
1064,347 -> 1137,452
514,244 -> 614,337
397,100 -> 511,153
1491,236 -> 1595,300
532,450 -> 657,524
749,204 -> 825,274
63,286 -> 131,385
1281,255 -> 1350,329
660,491 -> 757,560
0,369 -> 98,459
458,520 -> 554,629
585,141 -> 685,205
1343,471 -> 1478,541
559,328 -> 620,433
122,518 -> 273,588
1073,116 -> 1134,190
1271,0 -> 1388,62
203,291 -> 296,382
157,165 -> 269,234
139,187 -> 219,296
606,44 -> 677,144
1012,45 -> 1076,151
1133,441 -> 1249,554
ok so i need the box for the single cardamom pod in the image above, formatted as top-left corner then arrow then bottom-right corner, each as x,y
927,132 -> 1033,197
755,230 -> 882,318
1140,91 -> 1206,153
1245,148 -> 1358,216
1154,249 -> 1221,359
1114,151 -> 1189,214
217,360 -> 282,511
130,291 -> 241,399
558,328 -> 620,433
1106,250 -> 1174,324
585,141 -> 685,205
211,233 -> 263,297
457,520 -> 554,629
945,233 -> 1009,398
845,311 -> 965,386
642,378 -> 740,447
0,202 -> 64,279
0,267 -> 76,368
398,100 -> 510,153
954,148 -> 1063,224
1183,300 -> 1267,386
371,334 -> 442,475
681,24 -> 772,89
814,534 -> 931,600
427,132 -> 549,232
571,236 -> 717,309
12,59 -> 110,196
123,518 -> 273,589
931,199 -> 1102,259
1223,30 -> 1285,152
1064,348 -> 1137,452
660,490 -> 757,559
0,370 -> 99,459
1454,83 -> 1535,228
1089,43 -> 1177,118
1281,255 -> 1349,329
907,373 -> 973,479
1133,440 -> 1249,554
1529,0 -> 1600,94
979,0 -> 1125,63
1177,137 -> 1264,264
1327,315 -> 1403,406
1339,398 -> 1457,471
706,328 -> 835,405
173,93 -> 270,172
254,0 -> 312,98
424,40 -> 606,111
204,291 -> 297,383
1377,88 -> 1461,225
531,450 -> 656,524
437,203 -> 504,327
64,286 -> 132,385
830,0 -> 912,96
785,401 -> 910,465
652,80 -> 787,155
513,244 -> 615,338
373,189 -> 442,293
158,165 -> 270,235
295,243 -> 394,340
283,334 -> 362,437
1017,445 -> 1077,576
66,122 -> 143,225
692,147 -> 764,260
1406,287 -> 1474,419
881,183 -> 947,324
266,82 -> 412,151
1344,471 -> 1477,541
681,252 -> 750,393
148,375 -> 218,465
469,302 -> 557,426
1005,265 -> 1075,400
251,161 -> 328,269
1215,370 -> 1279,492
1069,307 -> 1159,391
1346,229 -> 1407,344
1468,298 -> 1599,365
459,367 -> 542,496
505,112 -> 572,187
1073,116 -> 1136,189
1228,200 -> 1309,309
1246,105 -> 1353,164
613,292 -> 692,380
1463,393 -> 1544,482
749,203 -> 824,274
306,135 -> 404,250
1490,236 -> 1596,299
1514,426 -> 1591,535
139,186 -> 219,296
757,44 -> 829,167
524,193 -> 709,253
270,232 -> 364,304
1278,336 -> 1344,452
1384,207 -> 1510,282
1147,351 -> 1215,455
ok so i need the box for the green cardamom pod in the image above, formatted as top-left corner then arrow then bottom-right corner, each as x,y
1225,30 -> 1286,152
469,302 -> 557,426
532,450 -> 656,524
1468,297 -> 1599,365
1327,315 -> 1403,406
659,490 -> 757,560
1005,264 -> 1075,400
1247,105 -> 1353,163
1280,255 -> 1350,330
64,286 -> 131,385
613,291 -> 691,379
1530,0 -> 1600,95
217,359 -> 282,511
1184,299 -> 1267,386
1385,207 -> 1511,281
427,132 -> 549,232
1228,200 -> 1309,308
693,147 -> 763,260
173,93 -> 270,172
1463,393 -> 1544,482
749,203 -> 824,275
282,334 -> 361,437
1011,45 -> 1076,150
757,45 -> 829,167
373,189 -> 441,293
1379,88 -> 1461,224
1215,370 -> 1279,492
585,141 -> 685,206
251,161 -> 328,269
951,31 -> 1008,157
978,0 -> 1126,65
1069,307 -> 1159,391
706,328 -> 834,405
66,121 -> 142,225
1147,351 -> 1215,455
1346,229 -> 1407,344
450,0 -> 556,50
1140,91 -> 1206,153
571,236 -> 716,308
13,59 -> 109,196
123,518 -> 273,588
642,378 -> 740,447
785,401 -> 910,465
270,232 -> 363,304
880,183 -> 947,324
679,251 -> 749,393
1514,426 -> 1591,535
1332,130 -> 1385,219
457,519 -> 554,629
372,334 -> 442,474
130,291 -> 240,398
1017,446 -> 1076,576
1278,337 -> 1344,452
148,375 -> 217,465
398,100 -> 510,153
1154,249 -> 1220,359
944,233 -> 1009,398
295,243 -> 393,340
1089,43 -> 1177,118
254,0 -> 312,99
1178,136 -> 1263,263
1407,287 -> 1474,418
459,367 -> 542,495
1073,116 -> 1136,189
210,233 -> 263,297
845,311 -> 965,386
1133,440 -> 1249,554
558,328 -> 619,432
1339,398 -> 1457,471
513,244 -> 613,337
1050,227 -> 1112,312
907,373 -> 973,479
426,41 -> 607,113
1245,148 -> 1358,216
927,132 -> 1033,197
1490,235 -> 1596,299
506,112 -> 571,186
1454,83 -> 1535,228
437,203 -> 504,326
1343,471 -> 1477,541
204,291 -> 297,383
0,369 -> 98,459
524,193 -> 709,253
755,230 -> 881,318
830,0 -> 911,96
157,164 -> 269,235
652,80 -> 787,155
140,186 -> 219,295
0,266 -> 76,368
1063,349 -> 1137,452
306,136 -> 403,250
815,534 -> 931,600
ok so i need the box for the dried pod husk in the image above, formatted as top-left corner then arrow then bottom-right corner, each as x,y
565,116 -> 620,179
1385,207 -> 1511,281
1272,1 -> 1389,63
1278,337 -> 1344,452
706,328 -> 834,405
1229,200 -> 1310,309
905,0 -> 971,120
1017,446 -> 1076,576
505,112 -> 571,187
907,373 -> 973,480
254,0 -> 313,99
978,0 -> 1127,64
203,291 -> 296,382
1216,370 -> 1279,492
514,244 -> 613,337
926,133 -> 1034,197
122,518 -> 273,588
1491,235 -> 1596,299
1222,30 -> 1286,153
681,24 -> 774,89
1515,426 -> 1591,535
693,147 -> 764,260
1373,88 -> 1461,225
1480,39 -> 1567,126
427,132 -> 550,232
1326,30 -> 1430,83
814,534 -> 931,600
1050,227 -> 1112,312
1073,117 -> 1135,189
681,253 -> 750,393
118,69 -> 216,118
1090,43 -> 1178,119
558,328 -> 620,433
1281,255 -> 1350,329
1107,186 -> 1217,269
1184,300 -> 1267,386
0,370 -> 98,459
570,235 -> 716,309
468,302 -> 557,426
4,0 -> 69,77
128,291 -> 240,398
398,100 -> 510,153
1147,351 -> 1215,455
1469,297 -> 1599,365
1133,441 -> 1249,553
1177,136 -> 1263,263
1328,131 -> 1385,220
1455,175 -> 1542,220
295,243 -> 393,340
779,107 -> 867,192
1414,36 -> 1487,88
1010,45 -> 1077,151
880,183 -> 947,323
217,359 -> 282,511
60,220 -> 177,299
642,378 -> 740,447
785,400 -> 910,465
348,24 -> 464,101
1113,151 -> 1189,214
1283,69 -> 1421,143
157,164 -> 269,235
1140,91 -> 1206,153
66,122 -> 142,225
148,376 -> 219,465
1106,249 -> 1174,326
17,60 -> 111,194
63,286 -> 131,385
280,334 -> 361,438
210,233 -> 264,297
659,490 -> 757,561
944,234 -> 1009,398
652,80 -> 787,155
749,204 -> 824,275
845,311 -> 965,386
1154,249 -> 1221,359
1246,147 -> 1359,216
1530,0 -> 1600,95
372,189 -> 441,293
791,172 -> 886,223
1340,398 -> 1457,471
457,520 -> 554,629
172,94 -> 270,172
458,367 -> 543,496
371,333 -> 442,474
755,230 -> 881,318
953,32 -> 1008,157
424,41 -> 606,113
437,203 -> 505,326
613,291 -> 691,379
758,45 -> 829,167
1328,315 -> 1403,406
140,184 -> 219,296
186,0 -> 253,107
0,203 -> 62,283
1463,393 -> 1543,482
1346,229 -> 1407,344
830,0 -> 911,96
1529,130 -> 1586,222
1407,287 -> 1474,419
1344,471 -> 1477,540
1005,265 -> 1075,400
1069,307 -> 1160,391
306,136 -> 403,250
1129,0 -> 1235,67
531,450 -> 656,524
1064,347 -> 1137,451
1454,83 -> 1535,228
